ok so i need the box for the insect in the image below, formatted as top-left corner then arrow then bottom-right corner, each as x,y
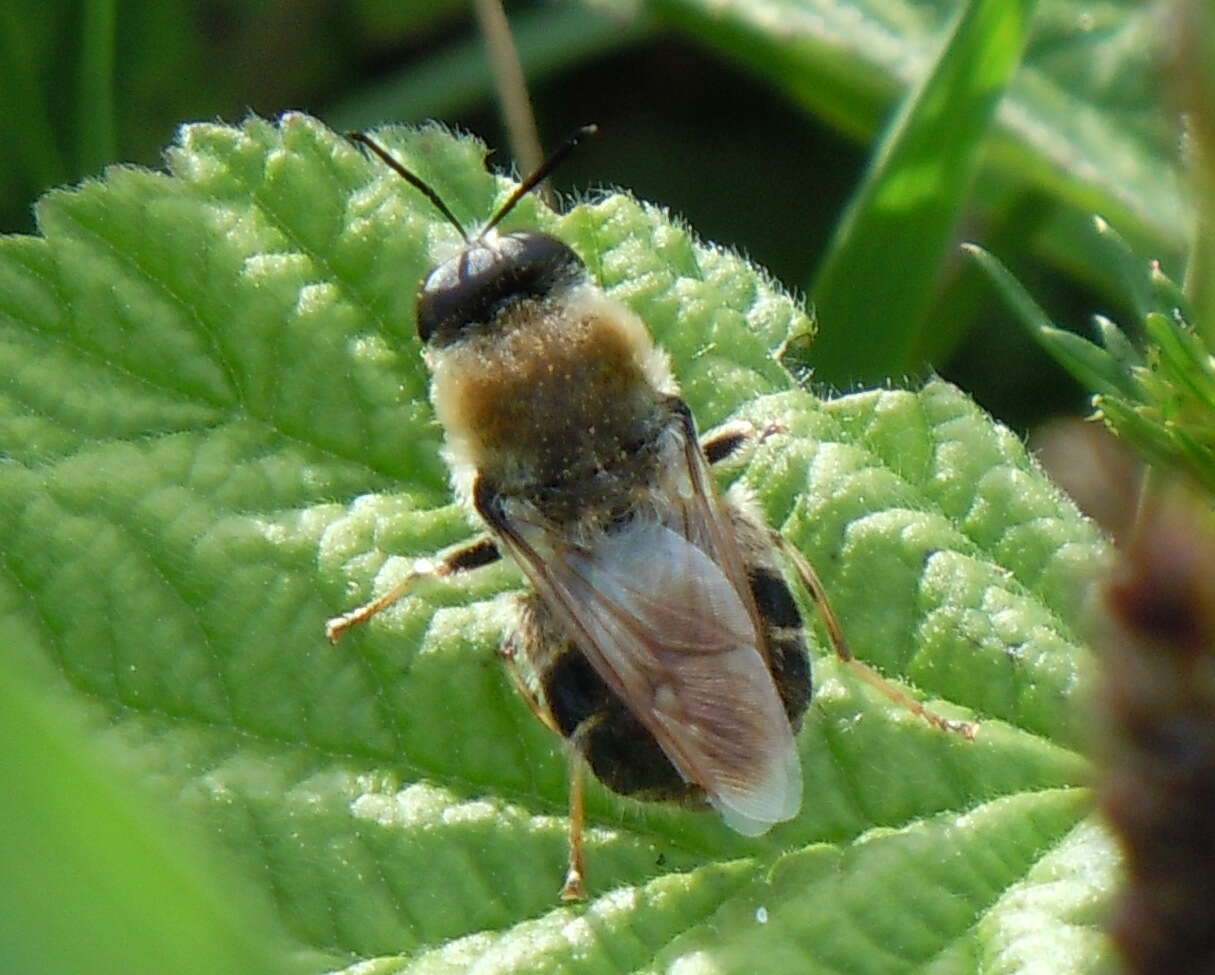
328,127 -> 976,900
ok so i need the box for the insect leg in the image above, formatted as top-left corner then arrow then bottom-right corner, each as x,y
498,636 -> 562,736
559,750 -> 588,901
701,420 -> 786,465
500,598 -> 593,899
325,535 -> 500,643
773,531 -> 978,740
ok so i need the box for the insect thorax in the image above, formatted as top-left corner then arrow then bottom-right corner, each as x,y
429,286 -> 678,526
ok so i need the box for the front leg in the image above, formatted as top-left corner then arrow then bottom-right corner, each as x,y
325,535 -> 500,643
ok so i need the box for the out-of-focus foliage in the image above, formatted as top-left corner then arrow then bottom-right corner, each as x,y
0,0 -> 1187,425
969,222 -> 1215,496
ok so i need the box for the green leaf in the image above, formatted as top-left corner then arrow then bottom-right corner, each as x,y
76,0 -> 118,174
0,657 -> 298,975
0,115 -> 1113,973
1175,0 -> 1215,346
0,0 -> 68,193
970,230 -> 1215,493
962,243 -> 1134,399
805,0 -> 1036,383
639,0 -> 1185,261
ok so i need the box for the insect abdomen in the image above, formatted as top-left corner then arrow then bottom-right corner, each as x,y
747,567 -> 812,728
532,565 -> 812,803
540,649 -> 697,801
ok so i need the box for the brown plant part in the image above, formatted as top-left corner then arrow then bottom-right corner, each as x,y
1031,418 -> 1142,546
1101,484 -> 1215,974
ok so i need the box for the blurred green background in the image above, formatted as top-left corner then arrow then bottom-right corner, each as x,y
0,0 -> 1188,431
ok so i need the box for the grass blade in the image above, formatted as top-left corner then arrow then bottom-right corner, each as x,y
803,0 -> 1037,385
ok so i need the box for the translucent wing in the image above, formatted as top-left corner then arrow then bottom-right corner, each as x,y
493,440 -> 802,834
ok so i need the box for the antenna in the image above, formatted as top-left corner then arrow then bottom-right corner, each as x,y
481,123 -> 598,235
347,124 -> 599,242
346,131 -> 470,243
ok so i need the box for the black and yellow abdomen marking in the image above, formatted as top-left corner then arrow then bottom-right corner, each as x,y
533,563 -> 813,804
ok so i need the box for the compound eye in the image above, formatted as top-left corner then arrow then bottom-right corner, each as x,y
416,232 -> 584,345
